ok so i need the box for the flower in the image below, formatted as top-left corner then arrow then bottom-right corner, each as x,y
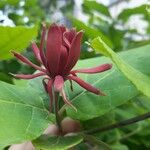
11,24 -> 112,111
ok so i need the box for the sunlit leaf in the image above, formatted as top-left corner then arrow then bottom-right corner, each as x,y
0,25 -> 38,59
91,37 -> 150,98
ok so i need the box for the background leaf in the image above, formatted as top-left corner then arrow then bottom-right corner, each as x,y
65,44 -> 150,120
118,5 -> 149,22
91,37 -> 150,98
0,25 -> 38,59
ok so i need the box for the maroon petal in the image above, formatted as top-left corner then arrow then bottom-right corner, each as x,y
31,42 -> 42,63
63,31 -> 83,75
39,24 -> 47,66
53,75 -> 77,111
47,79 -> 54,112
53,75 -> 64,92
58,46 -> 68,74
71,64 -> 112,74
59,25 -> 66,35
64,28 -> 76,43
63,34 -> 71,49
67,76 -> 105,96
11,51 -> 46,73
10,72 -> 46,79
60,88 -> 77,111
46,24 -> 62,76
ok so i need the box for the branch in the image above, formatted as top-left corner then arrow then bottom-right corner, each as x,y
53,90 -> 62,134
83,112 -> 150,135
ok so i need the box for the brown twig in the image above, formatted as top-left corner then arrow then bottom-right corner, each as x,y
83,112 -> 150,135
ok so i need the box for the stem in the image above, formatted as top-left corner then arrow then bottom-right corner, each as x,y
83,112 -> 150,135
53,90 -> 62,134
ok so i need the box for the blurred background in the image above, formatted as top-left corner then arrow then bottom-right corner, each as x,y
0,0 -> 150,84
0,0 -> 150,149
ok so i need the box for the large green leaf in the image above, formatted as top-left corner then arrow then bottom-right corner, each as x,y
0,25 -> 38,59
91,37 -> 150,98
0,81 -> 50,149
65,44 -> 150,120
32,135 -> 83,150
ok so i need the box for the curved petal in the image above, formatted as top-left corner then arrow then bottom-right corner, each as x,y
31,42 -> 42,63
64,28 -> 76,43
63,31 -> 83,75
60,88 -> 77,112
46,24 -> 62,76
10,72 -> 46,79
39,24 -> 47,67
71,64 -> 112,74
53,75 -> 76,111
67,75 -> 105,96
11,51 -> 46,73
58,46 -> 68,74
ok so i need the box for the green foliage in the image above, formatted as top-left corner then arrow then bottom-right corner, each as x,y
0,0 -> 19,8
32,135 -> 83,150
0,81 -> 50,149
65,44 -> 150,120
118,4 -> 150,22
0,25 -> 38,59
0,0 -> 150,149
91,37 -> 150,98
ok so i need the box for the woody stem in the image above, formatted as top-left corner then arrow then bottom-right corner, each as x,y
53,91 -> 62,134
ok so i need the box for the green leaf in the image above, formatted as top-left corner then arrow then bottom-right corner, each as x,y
0,81 -> 50,149
118,4 -> 149,22
111,142 -> 129,150
82,0 -> 110,17
91,37 -> 150,98
0,25 -> 38,59
65,44 -> 150,120
32,135 -> 83,150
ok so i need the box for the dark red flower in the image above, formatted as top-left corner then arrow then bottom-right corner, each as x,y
11,24 -> 112,111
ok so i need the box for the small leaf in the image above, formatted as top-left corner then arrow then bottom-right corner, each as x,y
0,25 -> 38,59
118,4 -> 149,22
32,135 -> 83,150
91,37 -> 150,98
